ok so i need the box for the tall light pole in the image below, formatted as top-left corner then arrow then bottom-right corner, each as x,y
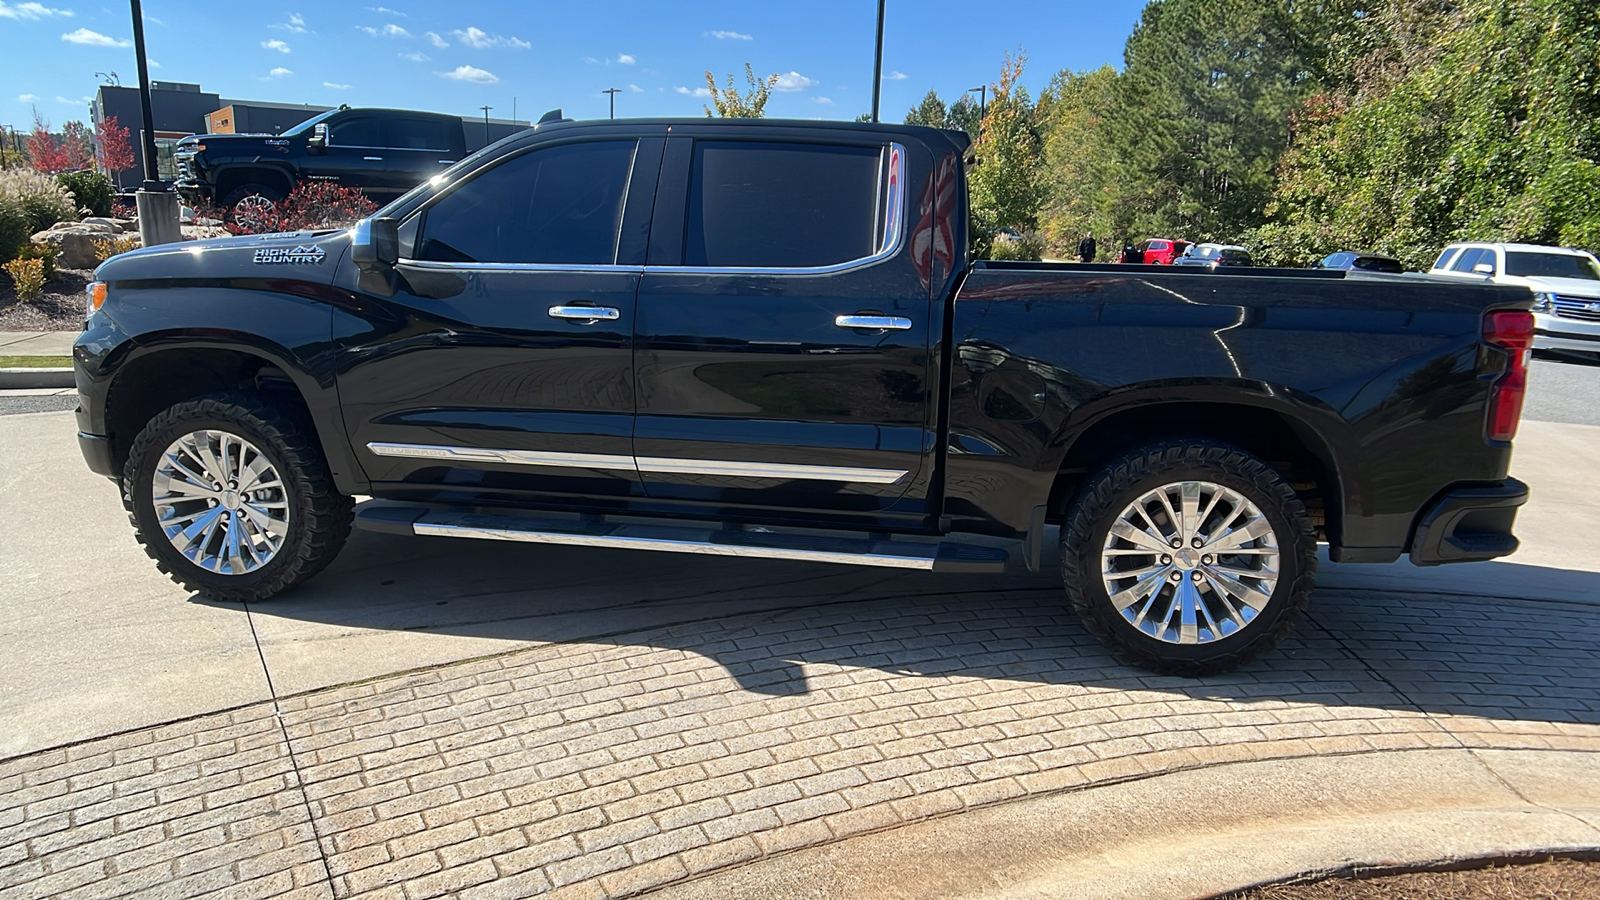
870,0 -> 886,123
966,85 -> 987,134
602,88 -> 621,119
479,105 -> 492,143
130,0 -> 179,246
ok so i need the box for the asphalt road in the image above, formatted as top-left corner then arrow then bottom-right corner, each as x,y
3,355 -> 1596,421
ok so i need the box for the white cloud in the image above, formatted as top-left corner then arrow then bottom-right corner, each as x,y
885,70 -> 908,80
628,84 -> 643,93
582,56 -> 598,64
268,66 -> 293,78
146,58 -> 160,67
616,53 -> 635,65
368,5 -> 404,14
450,26 -> 528,49
706,30 -> 751,40
17,93 -> 40,102
437,64 -> 498,84
275,13 -> 308,33
424,30 -> 447,48
674,86 -> 711,98
811,96 -> 834,105
323,81 -> 351,89
262,39 -> 290,53
1,2 -> 72,19
60,27 -> 129,47
773,71 -> 817,92
400,50 -> 429,61
357,23 -> 409,37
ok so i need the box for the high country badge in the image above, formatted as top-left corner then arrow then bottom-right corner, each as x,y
254,245 -> 327,265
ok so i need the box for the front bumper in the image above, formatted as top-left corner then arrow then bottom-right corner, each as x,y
1408,479 -> 1528,566
172,179 -> 214,205
78,430 -> 115,478
1533,309 -> 1600,353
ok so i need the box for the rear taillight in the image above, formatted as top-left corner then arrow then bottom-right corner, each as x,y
1482,310 -> 1533,442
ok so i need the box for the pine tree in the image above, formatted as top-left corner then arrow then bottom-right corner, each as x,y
904,90 -> 948,128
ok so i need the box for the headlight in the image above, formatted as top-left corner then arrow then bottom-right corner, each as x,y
1531,291 -> 1556,312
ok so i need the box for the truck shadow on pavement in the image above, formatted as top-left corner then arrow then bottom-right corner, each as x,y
213,530 -> 1600,729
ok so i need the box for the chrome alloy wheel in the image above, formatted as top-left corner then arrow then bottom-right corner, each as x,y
232,194 -> 276,228
1100,480 -> 1280,645
151,430 -> 291,575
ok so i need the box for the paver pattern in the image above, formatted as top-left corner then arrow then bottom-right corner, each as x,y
3,584 -> 1598,900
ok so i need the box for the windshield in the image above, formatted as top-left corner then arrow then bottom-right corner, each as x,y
1504,251 -> 1600,281
281,108 -> 339,137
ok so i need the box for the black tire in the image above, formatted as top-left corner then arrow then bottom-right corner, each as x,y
1060,439 -> 1316,676
122,391 -> 353,602
221,183 -> 282,227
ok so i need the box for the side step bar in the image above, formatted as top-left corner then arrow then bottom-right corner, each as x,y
354,502 -> 1009,574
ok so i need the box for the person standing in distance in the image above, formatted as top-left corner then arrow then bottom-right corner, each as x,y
1078,231 -> 1097,263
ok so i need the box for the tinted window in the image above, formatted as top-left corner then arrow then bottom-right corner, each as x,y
1504,251 -> 1600,280
329,116 -> 382,147
1218,249 -> 1252,265
1432,248 -> 1458,270
416,140 -> 636,265
386,117 -> 455,151
1353,256 -> 1403,273
1151,241 -> 1169,251
685,142 -> 881,268
1450,248 -> 1486,272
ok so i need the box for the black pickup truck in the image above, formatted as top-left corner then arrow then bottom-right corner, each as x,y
75,117 -> 1533,675
172,106 -> 495,221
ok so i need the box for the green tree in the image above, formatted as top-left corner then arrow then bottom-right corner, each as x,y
947,94 -> 981,136
968,50 -> 1045,259
1035,65 -> 1121,256
904,90 -> 948,128
704,64 -> 780,118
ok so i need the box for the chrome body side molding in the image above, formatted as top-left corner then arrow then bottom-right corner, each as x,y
365,442 -> 908,484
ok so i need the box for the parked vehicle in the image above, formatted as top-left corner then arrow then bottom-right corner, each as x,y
1174,243 -> 1254,269
77,117 -> 1532,676
173,105 -> 522,222
1429,242 -> 1600,359
1134,238 -> 1190,265
1314,251 -> 1404,274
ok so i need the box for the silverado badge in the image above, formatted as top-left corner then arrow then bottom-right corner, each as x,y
253,245 -> 327,265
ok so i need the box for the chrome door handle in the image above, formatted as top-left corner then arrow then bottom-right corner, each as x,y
363,156 -> 384,161
549,305 -> 621,322
835,315 -> 912,331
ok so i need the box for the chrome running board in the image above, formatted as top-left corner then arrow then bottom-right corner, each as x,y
354,502 -> 1008,573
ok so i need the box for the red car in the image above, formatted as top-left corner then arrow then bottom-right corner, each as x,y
1135,238 -> 1190,265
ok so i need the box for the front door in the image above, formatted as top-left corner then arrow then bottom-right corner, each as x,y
333,132 -> 663,503
632,132 -> 937,526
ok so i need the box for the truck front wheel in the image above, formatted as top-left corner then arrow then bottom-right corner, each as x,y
222,183 -> 283,229
122,391 -> 353,602
1060,439 -> 1316,676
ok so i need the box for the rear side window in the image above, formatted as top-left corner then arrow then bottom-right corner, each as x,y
685,141 -> 883,268
387,117 -> 455,151
1353,256 -> 1403,273
416,140 -> 636,265
1432,248 -> 1458,270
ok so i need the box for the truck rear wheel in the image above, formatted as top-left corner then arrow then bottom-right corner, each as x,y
122,391 -> 353,602
222,184 -> 282,229
1060,439 -> 1316,676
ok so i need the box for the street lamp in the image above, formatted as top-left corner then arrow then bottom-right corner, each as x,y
966,85 -> 986,123
870,0 -> 886,123
479,105 -> 492,143
602,88 -> 621,120
129,0 -> 179,246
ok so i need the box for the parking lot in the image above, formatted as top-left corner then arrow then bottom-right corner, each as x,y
2,356 -> 1598,899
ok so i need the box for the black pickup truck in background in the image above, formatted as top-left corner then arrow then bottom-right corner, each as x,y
77,117 -> 1533,675
172,105 -> 528,221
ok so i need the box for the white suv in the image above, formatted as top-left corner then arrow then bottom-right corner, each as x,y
1429,242 -> 1600,358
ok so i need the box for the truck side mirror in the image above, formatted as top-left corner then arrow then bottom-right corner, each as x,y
308,123 -> 328,154
1473,262 -> 1495,276
351,217 -> 398,272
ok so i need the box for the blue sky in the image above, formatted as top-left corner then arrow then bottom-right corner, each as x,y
3,0 -> 1150,132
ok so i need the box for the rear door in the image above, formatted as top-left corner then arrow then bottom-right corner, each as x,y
632,129 -> 937,526
335,129 -> 664,502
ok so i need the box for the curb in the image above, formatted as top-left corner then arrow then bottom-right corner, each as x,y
0,367 -> 73,390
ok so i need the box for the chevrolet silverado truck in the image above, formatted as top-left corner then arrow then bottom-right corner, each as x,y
75,117 -> 1533,675
172,106 -> 491,222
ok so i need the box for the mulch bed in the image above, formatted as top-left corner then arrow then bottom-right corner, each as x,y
0,268 -> 93,331
1229,857 -> 1600,900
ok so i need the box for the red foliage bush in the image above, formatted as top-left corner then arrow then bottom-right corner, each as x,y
218,182 -> 378,235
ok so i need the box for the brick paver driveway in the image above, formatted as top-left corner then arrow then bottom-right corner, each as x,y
4,576 -> 1597,900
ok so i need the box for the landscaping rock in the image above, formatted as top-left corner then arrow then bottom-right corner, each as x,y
30,226 -> 115,268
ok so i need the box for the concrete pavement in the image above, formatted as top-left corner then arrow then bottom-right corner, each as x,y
1,402 -> 1598,898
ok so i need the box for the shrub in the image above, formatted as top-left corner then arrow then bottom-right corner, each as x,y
0,168 -> 79,232
92,234 -> 140,263
989,233 -> 1044,261
3,257 -> 46,301
17,241 -> 58,280
225,182 -> 376,236
0,203 -> 28,264
57,171 -> 115,218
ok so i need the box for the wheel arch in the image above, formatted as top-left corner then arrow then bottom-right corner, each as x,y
211,165 -> 295,203
1043,392 -> 1346,548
